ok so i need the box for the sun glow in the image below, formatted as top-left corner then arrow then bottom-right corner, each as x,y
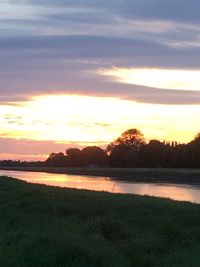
100,68 -> 200,91
1,94 -> 200,147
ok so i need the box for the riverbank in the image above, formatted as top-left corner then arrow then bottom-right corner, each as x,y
0,175 -> 200,266
1,166 -> 200,184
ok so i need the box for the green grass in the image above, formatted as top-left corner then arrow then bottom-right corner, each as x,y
1,176 -> 200,266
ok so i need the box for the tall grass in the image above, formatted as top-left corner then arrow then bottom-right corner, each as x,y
1,176 -> 200,266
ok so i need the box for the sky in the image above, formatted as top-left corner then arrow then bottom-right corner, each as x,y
0,0 -> 200,160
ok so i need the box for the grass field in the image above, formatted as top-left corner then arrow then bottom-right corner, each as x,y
1,176 -> 200,266
1,166 -> 200,184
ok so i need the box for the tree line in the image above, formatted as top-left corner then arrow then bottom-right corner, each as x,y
1,128 -> 200,168
44,128 -> 200,168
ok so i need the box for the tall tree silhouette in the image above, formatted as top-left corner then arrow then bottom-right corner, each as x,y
107,129 -> 145,167
107,129 -> 145,152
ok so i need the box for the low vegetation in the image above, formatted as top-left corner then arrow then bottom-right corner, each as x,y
1,176 -> 200,266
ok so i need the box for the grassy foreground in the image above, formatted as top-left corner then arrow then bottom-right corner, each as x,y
1,176 -> 200,267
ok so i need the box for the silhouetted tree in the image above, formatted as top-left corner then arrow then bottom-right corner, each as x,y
46,152 -> 67,167
66,148 -> 82,167
107,129 -> 145,153
186,133 -> 200,167
139,140 -> 166,167
5,128 -> 200,169
107,129 -> 145,167
81,146 -> 108,166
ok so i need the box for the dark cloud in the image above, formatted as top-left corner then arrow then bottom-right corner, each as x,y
0,1 -> 200,105
0,34 -> 200,71
25,0 -> 200,24
45,11 -> 111,24
0,32 -> 200,105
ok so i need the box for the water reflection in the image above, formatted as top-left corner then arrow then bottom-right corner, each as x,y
0,169 -> 200,204
115,182 -> 198,203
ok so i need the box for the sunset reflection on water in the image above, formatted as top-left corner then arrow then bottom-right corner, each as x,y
0,170 -> 200,204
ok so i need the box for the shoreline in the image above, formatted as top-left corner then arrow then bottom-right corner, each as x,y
1,166 -> 200,185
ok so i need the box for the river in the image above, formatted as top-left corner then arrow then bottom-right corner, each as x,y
0,169 -> 200,204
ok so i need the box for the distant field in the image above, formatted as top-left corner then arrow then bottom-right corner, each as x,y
1,176 -> 200,266
1,166 -> 200,184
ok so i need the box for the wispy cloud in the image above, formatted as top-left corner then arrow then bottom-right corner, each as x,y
0,33 -> 200,104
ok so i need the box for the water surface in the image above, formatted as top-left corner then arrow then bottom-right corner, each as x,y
1,169 -> 200,204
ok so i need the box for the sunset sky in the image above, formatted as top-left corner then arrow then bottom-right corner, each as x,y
1,0 -> 200,160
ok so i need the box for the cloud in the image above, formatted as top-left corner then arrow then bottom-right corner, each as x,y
1,0 -> 199,160
0,1 -> 200,105
0,138 -> 67,156
0,138 -> 78,159
0,137 -> 108,160
23,0 -> 200,24
0,33 -> 200,105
